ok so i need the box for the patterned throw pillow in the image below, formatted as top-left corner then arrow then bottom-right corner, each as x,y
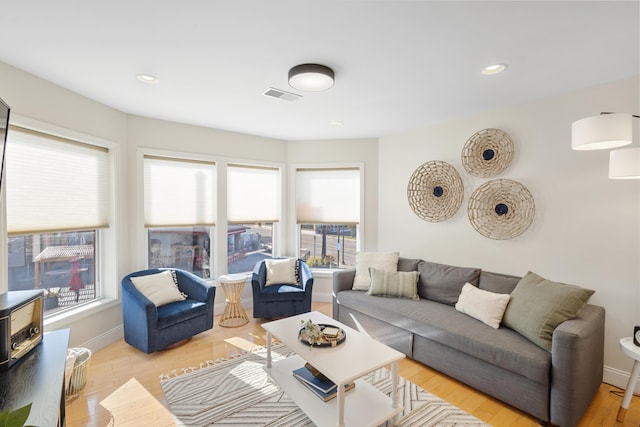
365,268 -> 420,300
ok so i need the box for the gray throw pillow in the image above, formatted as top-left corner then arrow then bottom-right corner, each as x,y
502,271 -> 595,352
417,261 -> 481,306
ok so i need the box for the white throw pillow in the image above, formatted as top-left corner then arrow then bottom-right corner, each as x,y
455,283 -> 511,329
130,270 -> 186,306
265,258 -> 297,286
352,252 -> 400,291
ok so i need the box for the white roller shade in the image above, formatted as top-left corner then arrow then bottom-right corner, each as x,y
228,164 -> 279,223
6,127 -> 111,235
296,168 -> 361,224
144,156 -> 216,227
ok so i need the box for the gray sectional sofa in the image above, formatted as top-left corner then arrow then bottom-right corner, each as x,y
332,257 -> 605,427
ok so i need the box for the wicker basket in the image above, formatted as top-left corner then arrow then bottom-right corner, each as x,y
65,347 -> 92,400
407,160 -> 464,222
468,179 -> 535,240
462,128 -> 514,177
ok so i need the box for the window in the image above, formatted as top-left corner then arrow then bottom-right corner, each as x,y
295,167 -> 361,269
5,126 -> 110,314
227,164 -> 280,273
143,155 -> 216,278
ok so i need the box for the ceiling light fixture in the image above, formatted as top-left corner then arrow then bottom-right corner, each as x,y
288,64 -> 334,92
481,64 -> 508,75
136,74 -> 159,84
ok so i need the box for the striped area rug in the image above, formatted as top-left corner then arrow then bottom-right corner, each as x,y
160,343 -> 489,426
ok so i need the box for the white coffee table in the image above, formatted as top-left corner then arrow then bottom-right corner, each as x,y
262,311 -> 405,427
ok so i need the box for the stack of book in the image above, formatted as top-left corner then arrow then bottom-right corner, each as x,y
292,365 -> 355,402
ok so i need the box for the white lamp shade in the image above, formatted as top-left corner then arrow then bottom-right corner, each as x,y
609,147 -> 640,179
571,113 -> 633,150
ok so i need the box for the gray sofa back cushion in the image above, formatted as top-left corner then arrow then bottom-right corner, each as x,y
417,261 -> 481,305
397,257 -> 421,272
479,271 -> 521,294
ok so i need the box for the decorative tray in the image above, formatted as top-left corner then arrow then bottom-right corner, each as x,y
298,323 -> 346,347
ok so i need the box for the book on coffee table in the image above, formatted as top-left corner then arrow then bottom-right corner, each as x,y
292,366 -> 337,393
294,375 -> 355,402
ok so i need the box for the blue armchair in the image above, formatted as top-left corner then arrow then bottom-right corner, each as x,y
121,268 -> 215,353
251,258 -> 314,319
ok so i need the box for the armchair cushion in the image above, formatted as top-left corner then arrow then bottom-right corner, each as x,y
129,270 -> 186,306
265,258 -> 298,286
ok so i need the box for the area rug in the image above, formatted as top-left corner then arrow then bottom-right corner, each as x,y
160,343 -> 489,426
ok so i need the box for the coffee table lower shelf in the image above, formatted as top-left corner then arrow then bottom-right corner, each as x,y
265,354 -> 403,427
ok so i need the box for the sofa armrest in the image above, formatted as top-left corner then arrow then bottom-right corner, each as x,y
332,268 -> 356,318
550,304 -> 605,427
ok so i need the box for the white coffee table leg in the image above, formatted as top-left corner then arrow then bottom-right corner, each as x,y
266,331 -> 272,368
618,359 -> 640,421
337,384 -> 345,427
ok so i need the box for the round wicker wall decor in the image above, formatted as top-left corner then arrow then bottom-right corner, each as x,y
468,179 -> 535,240
407,160 -> 464,222
462,128 -> 514,177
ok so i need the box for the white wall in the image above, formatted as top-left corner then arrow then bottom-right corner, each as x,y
378,77 -> 640,379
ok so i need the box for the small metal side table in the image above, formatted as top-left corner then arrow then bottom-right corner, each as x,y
617,337 -> 640,421
217,273 -> 250,327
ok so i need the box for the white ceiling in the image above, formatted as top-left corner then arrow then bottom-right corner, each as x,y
0,1 -> 638,141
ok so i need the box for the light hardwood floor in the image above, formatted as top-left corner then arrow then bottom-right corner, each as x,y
66,302 -> 639,427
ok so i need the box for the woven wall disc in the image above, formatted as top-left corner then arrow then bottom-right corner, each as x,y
462,128 -> 514,177
407,161 -> 464,223
468,179 -> 535,240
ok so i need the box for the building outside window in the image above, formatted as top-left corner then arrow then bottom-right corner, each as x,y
143,155 -> 216,278
295,166 -> 361,269
5,126 -> 110,314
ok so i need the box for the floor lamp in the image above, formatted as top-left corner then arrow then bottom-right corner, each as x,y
572,112 -> 639,421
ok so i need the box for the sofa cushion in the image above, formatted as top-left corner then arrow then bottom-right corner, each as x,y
336,290 -> 551,384
352,252 -> 399,291
365,268 -> 420,300
478,271 -> 521,294
397,257 -> 421,272
417,261 -> 481,305
502,271 -> 595,351
130,270 -> 186,306
265,258 -> 297,286
455,283 -> 510,329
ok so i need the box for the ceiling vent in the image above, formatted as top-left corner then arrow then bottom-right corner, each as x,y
263,87 -> 302,102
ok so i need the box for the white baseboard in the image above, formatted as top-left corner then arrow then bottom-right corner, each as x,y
78,325 -> 123,354
604,365 -> 638,394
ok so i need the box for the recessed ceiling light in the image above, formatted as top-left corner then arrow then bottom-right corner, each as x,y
481,64 -> 508,75
329,120 -> 343,127
136,74 -> 159,84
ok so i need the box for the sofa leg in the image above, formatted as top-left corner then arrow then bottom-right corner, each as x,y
537,420 -> 548,426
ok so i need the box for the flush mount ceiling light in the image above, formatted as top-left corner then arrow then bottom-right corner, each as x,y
136,74 -> 159,84
288,64 -> 334,92
481,64 -> 508,75
571,113 -> 634,150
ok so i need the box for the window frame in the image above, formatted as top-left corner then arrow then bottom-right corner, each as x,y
290,162 -> 364,271
3,114 -> 121,329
